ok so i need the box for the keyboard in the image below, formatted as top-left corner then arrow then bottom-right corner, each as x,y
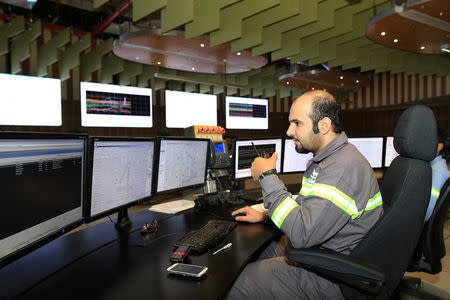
175,219 -> 236,253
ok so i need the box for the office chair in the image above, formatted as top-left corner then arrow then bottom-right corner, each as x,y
285,105 -> 438,299
408,177 -> 450,275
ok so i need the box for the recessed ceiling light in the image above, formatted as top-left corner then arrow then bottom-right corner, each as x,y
394,39 -> 399,43
420,46 -> 425,50
439,12 -> 443,16
191,67 -> 195,71
381,32 -> 386,36
323,89 -> 326,91
286,81 -> 289,85
356,80 -> 359,83
340,76 -> 344,80
200,43 -> 205,47
157,61 -> 161,65
237,52 -> 241,56
311,87 -> 315,90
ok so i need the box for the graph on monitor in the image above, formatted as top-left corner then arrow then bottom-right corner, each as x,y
225,96 -> 268,129
80,82 -> 152,128
234,138 -> 282,179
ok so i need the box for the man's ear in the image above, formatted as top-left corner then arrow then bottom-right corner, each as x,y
318,117 -> 332,135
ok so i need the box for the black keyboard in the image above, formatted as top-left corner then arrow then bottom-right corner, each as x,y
175,219 -> 236,253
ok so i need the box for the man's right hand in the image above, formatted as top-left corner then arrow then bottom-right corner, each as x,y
231,206 -> 265,223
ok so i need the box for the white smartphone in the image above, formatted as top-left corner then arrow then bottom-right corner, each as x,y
167,263 -> 208,277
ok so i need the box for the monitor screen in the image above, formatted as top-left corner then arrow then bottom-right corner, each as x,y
348,137 -> 384,168
282,139 -> 314,173
0,133 -> 86,265
165,90 -> 217,128
234,138 -> 282,179
80,82 -> 153,128
156,138 -> 209,193
225,96 -> 269,130
87,138 -> 155,220
0,73 -> 62,126
384,136 -> 399,167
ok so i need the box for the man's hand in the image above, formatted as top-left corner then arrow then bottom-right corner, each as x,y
251,152 -> 278,181
231,206 -> 265,223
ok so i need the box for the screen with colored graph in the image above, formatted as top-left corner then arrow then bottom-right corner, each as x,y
80,82 -> 152,128
225,96 -> 268,130
234,138 -> 282,179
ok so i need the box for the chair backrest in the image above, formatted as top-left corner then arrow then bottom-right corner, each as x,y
341,105 -> 437,299
422,177 -> 450,273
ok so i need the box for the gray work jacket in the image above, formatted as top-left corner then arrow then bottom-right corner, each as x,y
261,132 -> 383,255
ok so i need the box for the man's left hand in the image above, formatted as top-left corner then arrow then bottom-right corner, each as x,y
251,152 -> 278,181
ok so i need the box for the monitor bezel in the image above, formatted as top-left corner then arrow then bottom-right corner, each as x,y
232,137 -> 283,180
347,136 -> 385,170
0,131 -> 87,268
84,136 -> 156,223
280,137 -> 314,174
153,136 -> 210,195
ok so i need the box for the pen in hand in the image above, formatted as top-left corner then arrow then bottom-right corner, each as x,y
212,243 -> 232,255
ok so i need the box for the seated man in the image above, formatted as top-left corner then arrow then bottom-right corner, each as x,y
227,90 -> 383,299
425,128 -> 450,222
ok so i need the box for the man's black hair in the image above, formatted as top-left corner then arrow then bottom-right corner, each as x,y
309,95 -> 342,134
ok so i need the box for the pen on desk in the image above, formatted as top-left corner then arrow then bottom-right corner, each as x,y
212,243 -> 232,255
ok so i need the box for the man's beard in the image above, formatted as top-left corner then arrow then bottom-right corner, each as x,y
295,144 -> 311,154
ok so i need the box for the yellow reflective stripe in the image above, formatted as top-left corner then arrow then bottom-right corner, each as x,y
431,188 -> 440,199
356,192 -> 383,218
271,196 -> 299,228
300,176 -> 313,195
309,183 -> 359,219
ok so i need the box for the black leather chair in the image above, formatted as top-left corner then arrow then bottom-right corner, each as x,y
285,105 -> 438,299
408,177 -> 450,275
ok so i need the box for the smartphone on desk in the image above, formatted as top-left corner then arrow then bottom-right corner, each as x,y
167,263 -> 208,278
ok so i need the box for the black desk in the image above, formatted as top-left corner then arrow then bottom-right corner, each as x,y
1,207 -> 280,300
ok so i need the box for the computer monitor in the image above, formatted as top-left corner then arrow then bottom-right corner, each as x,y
233,138 -> 282,179
85,137 -> 155,225
80,82 -> 153,128
384,136 -> 399,167
155,137 -> 209,193
0,73 -> 62,126
225,96 -> 269,130
0,132 -> 86,266
165,90 -> 217,128
281,138 -> 314,173
348,137 -> 384,168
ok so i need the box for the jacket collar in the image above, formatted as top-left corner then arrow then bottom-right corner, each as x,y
311,132 -> 348,164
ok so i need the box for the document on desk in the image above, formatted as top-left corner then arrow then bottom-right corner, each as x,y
251,203 -> 268,213
149,200 -> 195,214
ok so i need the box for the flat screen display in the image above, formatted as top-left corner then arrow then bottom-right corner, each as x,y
384,136 -> 399,167
156,138 -> 209,193
282,139 -> 314,173
0,73 -> 62,126
165,90 -> 217,128
80,82 -> 153,128
0,134 -> 85,264
225,96 -> 269,130
234,138 -> 282,179
88,138 -> 155,219
348,137 -> 384,168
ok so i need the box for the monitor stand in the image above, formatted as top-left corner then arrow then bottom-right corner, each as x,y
115,208 -> 132,232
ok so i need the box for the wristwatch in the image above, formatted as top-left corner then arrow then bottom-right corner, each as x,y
258,168 -> 278,182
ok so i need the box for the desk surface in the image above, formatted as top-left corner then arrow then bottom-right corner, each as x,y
2,207 -> 280,300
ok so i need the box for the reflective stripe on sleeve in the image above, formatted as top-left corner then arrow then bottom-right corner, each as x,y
431,187 -> 440,199
309,183 -> 359,219
300,177 -> 313,196
271,196 -> 299,228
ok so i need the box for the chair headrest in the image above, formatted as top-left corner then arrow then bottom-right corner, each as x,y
394,105 -> 437,162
